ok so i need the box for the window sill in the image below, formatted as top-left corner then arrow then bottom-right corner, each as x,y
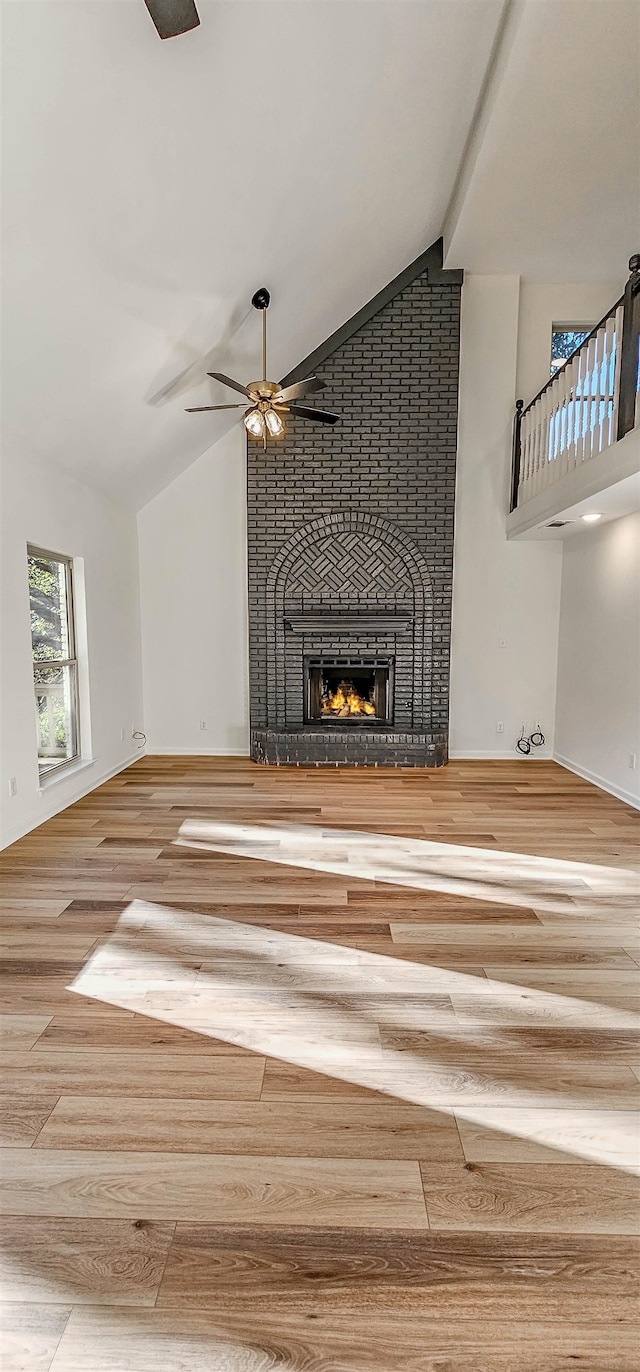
38,757 -> 96,793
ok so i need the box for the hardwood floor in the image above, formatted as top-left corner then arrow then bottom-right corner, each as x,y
0,755 -> 638,1370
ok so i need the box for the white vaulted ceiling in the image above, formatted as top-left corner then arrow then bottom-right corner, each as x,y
2,1 -> 637,508
444,0 -> 640,282
1,0 -> 504,506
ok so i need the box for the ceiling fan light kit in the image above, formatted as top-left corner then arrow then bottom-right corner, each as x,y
185,287 -> 341,448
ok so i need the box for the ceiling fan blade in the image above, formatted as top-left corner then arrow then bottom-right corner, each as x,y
143,0 -> 200,39
185,404 -> 247,413
207,372 -> 253,398
288,403 -> 340,425
273,377 -> 326,404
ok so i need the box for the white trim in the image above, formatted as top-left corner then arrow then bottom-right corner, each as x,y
448,749 -> 552,760
0,751 -> 145,852
146,746 -> 251,757
554,752 -> 640,810
38,756 -> 96,792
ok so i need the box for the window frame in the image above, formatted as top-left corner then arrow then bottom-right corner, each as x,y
550,322 -> 595,375
27,544 -> 81,780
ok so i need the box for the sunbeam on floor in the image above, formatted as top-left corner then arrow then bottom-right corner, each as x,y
67,897 -> 640,1174
176,818 -> 640,918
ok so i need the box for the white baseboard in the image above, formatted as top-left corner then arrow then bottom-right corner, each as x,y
553,753 -> 640,810
146,747 -> 251,757
0,751 -> 145,852
448,749 -> 552,760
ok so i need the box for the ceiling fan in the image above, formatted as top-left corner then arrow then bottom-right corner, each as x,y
186,288 -> 341,446
143,0 -> 200,40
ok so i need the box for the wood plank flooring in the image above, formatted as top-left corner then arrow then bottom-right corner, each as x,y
0,755 -> 639,1370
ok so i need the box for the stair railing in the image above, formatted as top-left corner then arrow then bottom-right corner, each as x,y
511,253 -> 640,512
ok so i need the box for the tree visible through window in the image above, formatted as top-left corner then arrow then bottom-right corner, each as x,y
27,547 -> 80,776
550,325 -> 593,374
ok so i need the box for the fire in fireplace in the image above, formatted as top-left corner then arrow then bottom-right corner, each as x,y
305,658 -> 393,725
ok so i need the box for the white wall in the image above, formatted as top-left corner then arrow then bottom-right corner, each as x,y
0,451 -> 143,849
137,426 -> 249,756
449,274 -> 563,757
555,511 -> 640,807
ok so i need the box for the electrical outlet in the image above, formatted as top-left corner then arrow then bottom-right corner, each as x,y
8,777 -> 17,798
200,720 -> 207,731
496,721 -> 504,734
630,753 -> 637,770
120,728 -> 125,742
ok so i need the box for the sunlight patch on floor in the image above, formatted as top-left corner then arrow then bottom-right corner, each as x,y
175,819 -> 640,918
69,900 -> 640,1173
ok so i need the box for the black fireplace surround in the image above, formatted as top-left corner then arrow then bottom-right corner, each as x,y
306,658 -> 393,726
247,239 -> 462,767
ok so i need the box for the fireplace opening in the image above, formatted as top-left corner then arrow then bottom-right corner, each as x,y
305,657 -> 393,726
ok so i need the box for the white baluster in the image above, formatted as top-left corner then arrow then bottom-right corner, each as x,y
536,384 -> 552,495
558,360 -> 570,468
550,371 -> 563,473
572,344 -> 587,468
544,377 -> 558,489
589,326 -> 604,459
524,409 -> 535,498
519,410 -> 531,497
578,335 -> 594,465
530,403 -> 542,495
601,314 -> 616,452
560,354 -> 577,476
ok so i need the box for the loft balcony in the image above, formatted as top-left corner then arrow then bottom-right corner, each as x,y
507,255 -> 640,540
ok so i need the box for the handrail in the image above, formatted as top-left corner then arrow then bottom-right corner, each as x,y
510,254 -> 640,512
521,296 -> 624,418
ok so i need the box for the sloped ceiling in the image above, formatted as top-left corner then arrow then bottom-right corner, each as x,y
445,0 -> 640,281
1,0 -> 504,507
4,1 -> 636,511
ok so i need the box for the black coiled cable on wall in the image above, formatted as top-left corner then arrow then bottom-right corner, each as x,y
516,723 -> 545,755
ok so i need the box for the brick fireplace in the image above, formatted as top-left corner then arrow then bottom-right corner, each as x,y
247,238 -> 462,766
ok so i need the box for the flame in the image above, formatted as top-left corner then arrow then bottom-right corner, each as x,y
321,679 -> 377,718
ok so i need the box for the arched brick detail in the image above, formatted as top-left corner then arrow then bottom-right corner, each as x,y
265,511 -> 434,729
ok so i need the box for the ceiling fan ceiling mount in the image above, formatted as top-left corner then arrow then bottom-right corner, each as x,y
251,287 -> 271,311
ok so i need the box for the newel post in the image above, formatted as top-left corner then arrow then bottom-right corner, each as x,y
617,253 -> 640,441
510,398 -> 524,512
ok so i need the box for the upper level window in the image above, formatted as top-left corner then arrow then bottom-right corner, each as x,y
550,325 -> 593,374
27,547 -> 80,777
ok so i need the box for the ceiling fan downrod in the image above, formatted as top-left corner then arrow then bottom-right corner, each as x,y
251,288 -> 271,383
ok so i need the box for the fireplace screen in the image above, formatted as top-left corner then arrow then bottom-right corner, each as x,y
305,658 -> 393,725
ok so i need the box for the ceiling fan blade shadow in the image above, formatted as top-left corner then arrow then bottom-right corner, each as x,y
185,404 -> 247,413
288,403 -> 340,425
143,0 -> 200,39
208,372 -> 253,398
274,377 -> 326,404
146,302 -> 253,408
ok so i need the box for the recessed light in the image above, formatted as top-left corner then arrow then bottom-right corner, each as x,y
581,512 -> 602,523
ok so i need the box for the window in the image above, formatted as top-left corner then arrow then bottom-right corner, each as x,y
550,324 -> 593,374
27,547 -> 80,777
